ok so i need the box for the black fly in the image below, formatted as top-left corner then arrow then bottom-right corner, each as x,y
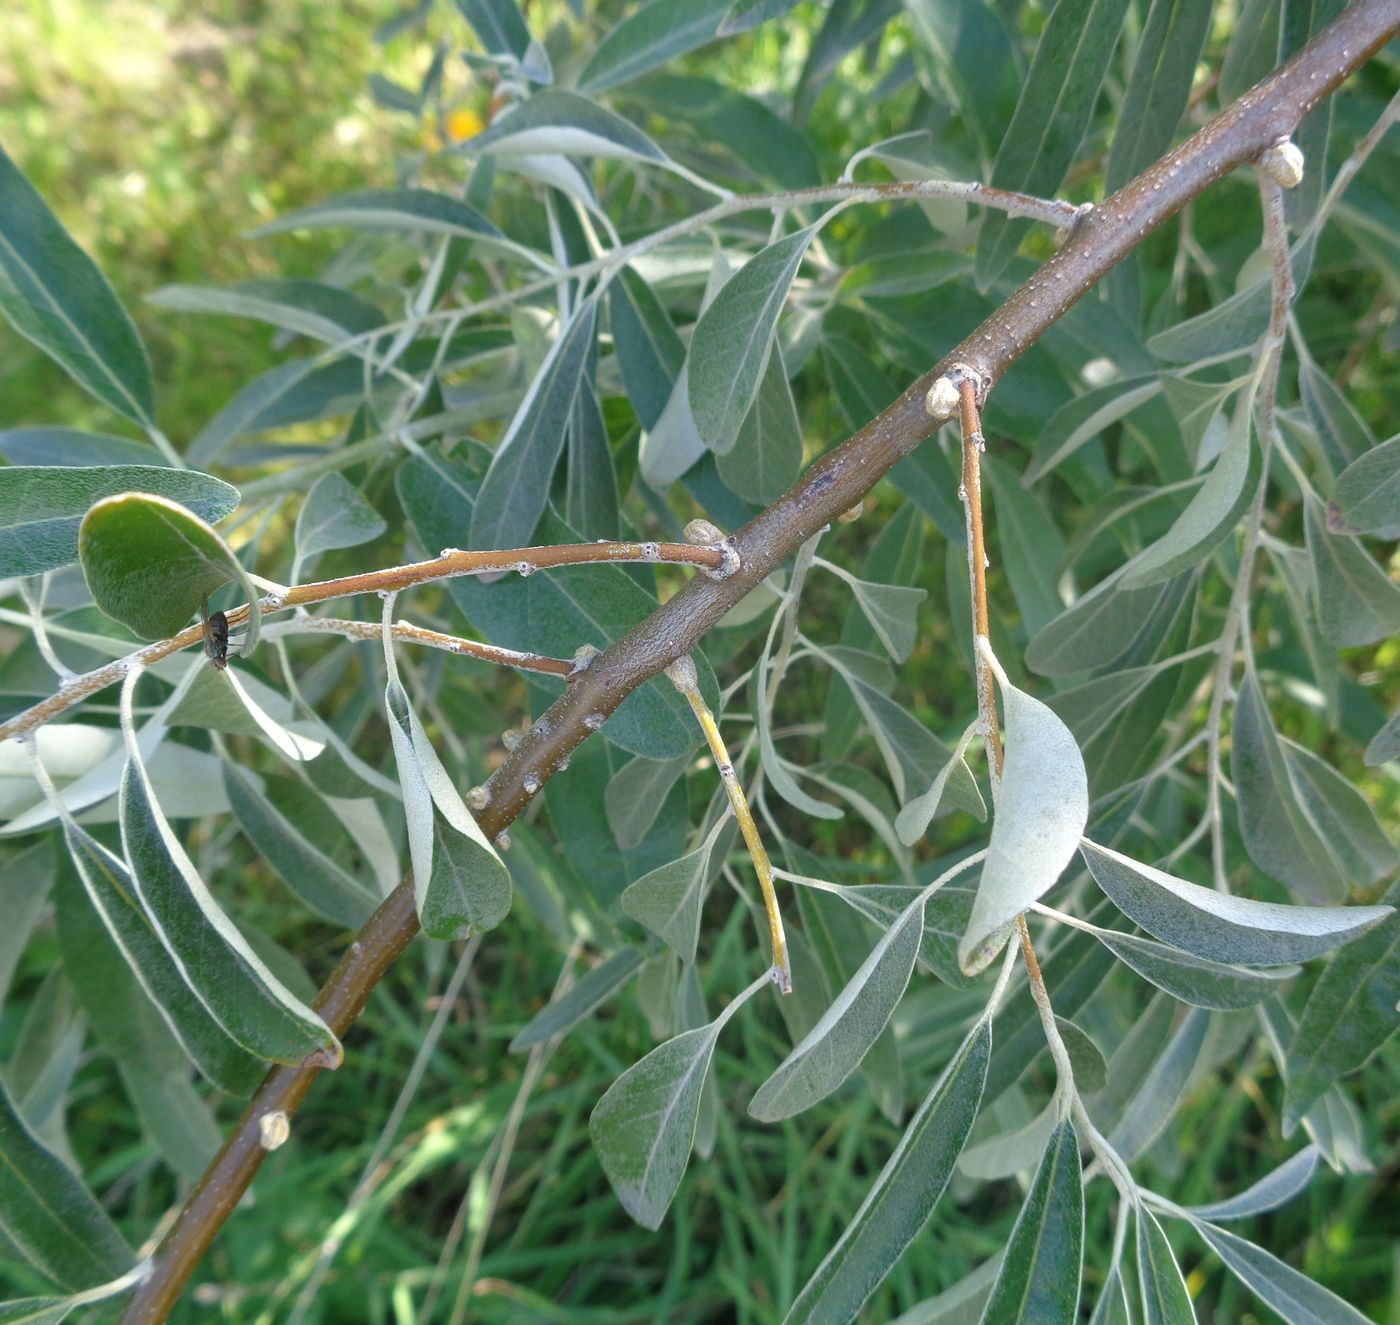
201,595 -> 230,670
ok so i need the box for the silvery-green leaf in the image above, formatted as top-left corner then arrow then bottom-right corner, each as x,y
0,1075 -> 134,1292
1110,1007 -> 1208,1162
716,342 -> 803,504
1137,1206 -> 1195,1325
251,187 -> 506,245
621,831 -> 720,965
959,1102 -> 1057,1181
1023,377 -> 1162,484
0,842 -> 53,1009
452,0 -> 531,59
1365,708 -> 1400,766
58,822 -> 260,1095
610,265 -> 683,433
464,90 -> 672,167
896,721 -> 980,846
818,559 -> 926,663
578,0 -> 731,92
1299,355 -> 1372,475
1095,930 -> 1296,1009
1056,1016 -> 1107,1092
1026,569 -> 1191,678
1231,670 -> 1353,904
0,465 -> 239,577
959,653 -> 1088,974
470,298 -> 597,550
831,883 -> 978,989
756,621 -> 840,821
1184,1145 -> 1319,1222
1120,390 -> 1257,589
782,1018 -> 990,1325
510,948 -> 644,1051
1284,884 -> 1399,1131
120,740 -> 337,1064
1328,433 -> 1400,537
222,671 -> 324,763
1305,497 -> 1400,646
147,279 -> 383,344
1191,1221 -> 1372,1325
590,977 -> 759,1230
889,1254 -> 1003,1325
294,472 -> 386,568
606,754 -> 690,851
978,1120 -> 1084,1325
1088,1263 -> 1133,1325
1080,840 -> 1391,965
384,677 -> 511,937
0,144 -> 155,428
223,763 -> 378,929
750,893 -> 925,1121
0,427 -> 160,467
689,226 -> 817,455
983,453 -> 1067,636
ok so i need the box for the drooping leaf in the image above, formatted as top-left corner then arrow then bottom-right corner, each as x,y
1095,929 -> 1296,1009
1136,1206 -> 1196,1325
1231,670 -> 1354,904
974,0 -> 1131,287
610,265 -> 684,432
0,1075 -> 134,1292
464,90 -> 673,168
590,976 -> 760,1229
1365,707 -> 1400,767
689,226 -> 817,455
0,427 -> 161,467
1299,354 -> 1372,475
0,466 -> 238,578
818,560 -> 926,664
223,763 -> 378,929
959,651 -> 1088,974
606,754 -> 691,851
120,728 -> 337,1064
1284,884 -> 1400,1131
716,342 -> 803,503
251,187 -> 506,245
750,892 -> 925,1121
1328,433 -> 1400,537
1305,497 -> 1400,646
510,947 -> 644,1051
1023,377 -> 1162,485
1109,1007 -> 1209,1162
294,472 -> 387,567
895,722 -> 980,846
978,1120 -> 1084,1325
1184,1146 -> 1320,1222
384,677 -> 511,938
621,827 -> 722,965
0,144 -> 155,427
470,297 -> 598,550
1191,1221 -> 1372,1325
782,1018 -> 990,1325
453,0 -> 532,59
1120,390 -> 1258,589
1080,840 -> 1390,965
147,279 -> 384,344
78,492 -> 259,645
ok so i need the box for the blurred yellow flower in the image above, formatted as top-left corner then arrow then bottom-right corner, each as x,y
422,106 -> 485,151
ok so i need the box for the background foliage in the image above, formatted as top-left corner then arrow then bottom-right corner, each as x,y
0,0 -> 1397,1322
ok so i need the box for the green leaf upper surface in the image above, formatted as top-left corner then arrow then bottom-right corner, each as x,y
0,1074 -> 134,1292
1136,1206 -> 1196,1325
689,226 -> 817,455
1328,433 -> 1400,537
293,472 -> 387,566
0,465 -> 238,577
621,833 -> 717,965
578,0 -> 732,92
1094,929 -> 1296,1010
464,90 -> 672,166
510,948 -> 644,1051
978,1120 -> 1084,1325
0,144 -> 155,427
783,1017 -> 990,1325
78,492 -> 252,642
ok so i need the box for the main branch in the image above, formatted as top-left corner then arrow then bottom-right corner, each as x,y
120,3 -> 1400,1319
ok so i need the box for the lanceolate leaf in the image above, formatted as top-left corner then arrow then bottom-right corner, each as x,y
1185,1146 -> 1320,1222
1120,391 -> 1258,590
578,0 -> 732,92
1328,433 -> 1400,537
782,1018 -> 991,1325
0,1075 -> 134,1292
1080,840 -> 1390,965
1284,884 -> 1400,1131
689,226 -> 817,455
610,265 -> 684,432
1136,1206 -> 1196,1325
469,297 -> 597,550
974,0 -> 1131,287
453,0 -> 532,59
749,892 -> 925,1121
0,466 -> 239,577
464,90 -> 672,167
252,187 -> 506,245
1095,929 -> 1296,1009
1190,1221 -> 1372,1325
621,828 -> 721,965
716,343 -> 803,504
960,650 -> 1088,974
1305,496 -> 1400,646
510,948 -> 644,1051
979,1120 -> 1084,1325
0,144 -> 155,428
294,472 -> 386,567
120,735 -> 338,1064
591,975 -> 762,1229
59,823 -> 262,1095
147,278 -> 384,344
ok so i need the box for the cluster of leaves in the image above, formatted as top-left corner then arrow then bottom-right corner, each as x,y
0,0 -> 1397,1321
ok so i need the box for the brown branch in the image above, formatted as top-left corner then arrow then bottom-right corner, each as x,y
0,538 -> 727,742
118,4 -> 1400,1319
